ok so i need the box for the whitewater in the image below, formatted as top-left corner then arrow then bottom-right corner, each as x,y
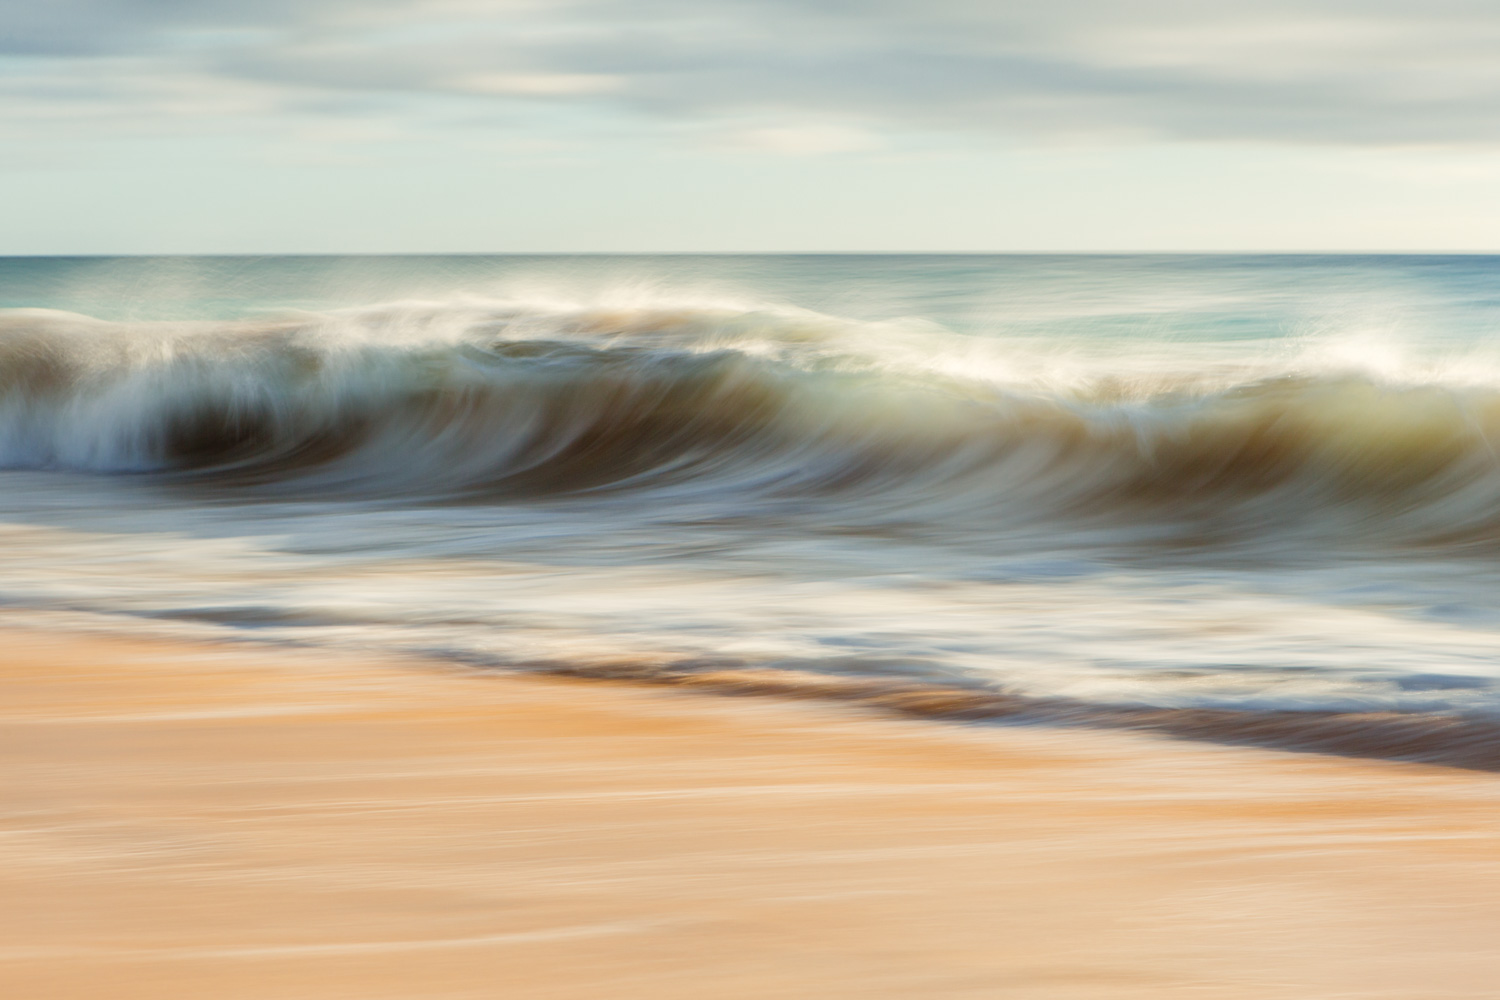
4,253 -> 1500,767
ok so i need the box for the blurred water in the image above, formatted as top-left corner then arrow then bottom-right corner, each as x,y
3,254 -> 1500,765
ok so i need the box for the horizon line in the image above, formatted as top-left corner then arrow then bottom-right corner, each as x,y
5,249 -> 1500,259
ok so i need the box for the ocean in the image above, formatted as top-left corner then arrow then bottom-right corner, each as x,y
4,253 -> 1500,767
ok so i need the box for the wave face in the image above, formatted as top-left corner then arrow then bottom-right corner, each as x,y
5,254 -> 1500,771
3,300 -> 1500,554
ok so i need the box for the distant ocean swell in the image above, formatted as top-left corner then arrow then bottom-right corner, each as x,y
3,301 -> 1500,553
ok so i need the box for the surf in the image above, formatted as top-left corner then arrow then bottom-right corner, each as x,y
2,300 -> 1500,557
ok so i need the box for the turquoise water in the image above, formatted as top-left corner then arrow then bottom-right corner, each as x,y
4,254 -> 1500,766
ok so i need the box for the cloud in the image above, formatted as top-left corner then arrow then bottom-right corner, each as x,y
5,0 -> 1500,147
716,123 -> 882,155
446,72 -> 624,97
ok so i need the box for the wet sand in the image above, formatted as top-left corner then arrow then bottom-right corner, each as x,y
4,629 -> 1500,999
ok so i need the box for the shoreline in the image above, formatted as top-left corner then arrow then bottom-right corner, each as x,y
525,657 -> 1500,772
5,628 -> 1500,998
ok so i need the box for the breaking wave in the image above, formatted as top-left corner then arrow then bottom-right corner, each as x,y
3,299 -> 1500,551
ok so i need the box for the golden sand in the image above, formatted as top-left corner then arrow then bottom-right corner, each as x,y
3,629 -> 1500,999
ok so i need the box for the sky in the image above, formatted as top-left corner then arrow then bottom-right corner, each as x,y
5,0 -> 1500,253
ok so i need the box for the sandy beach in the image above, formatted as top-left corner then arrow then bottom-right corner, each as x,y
4,628 -> 1500,999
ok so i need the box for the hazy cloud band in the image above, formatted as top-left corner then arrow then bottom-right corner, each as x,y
5,0 -> 1500,147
